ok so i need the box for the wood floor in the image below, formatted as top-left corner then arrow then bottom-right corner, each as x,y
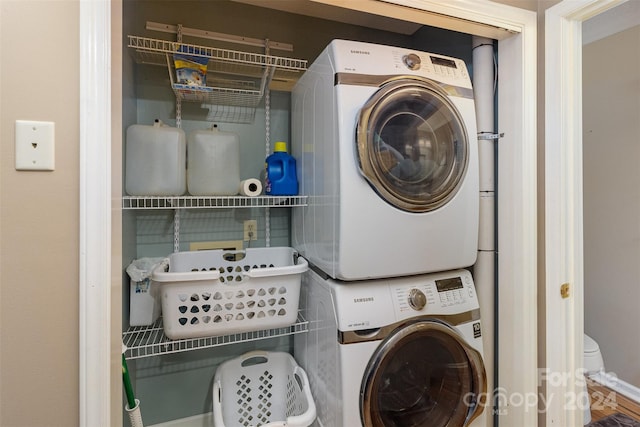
587,377 -> 640,423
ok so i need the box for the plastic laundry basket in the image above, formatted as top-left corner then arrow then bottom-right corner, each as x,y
151,247 -> 308,340
213,351 -> 316,427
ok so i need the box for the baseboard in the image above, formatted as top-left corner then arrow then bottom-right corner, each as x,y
591,372 -> 640,404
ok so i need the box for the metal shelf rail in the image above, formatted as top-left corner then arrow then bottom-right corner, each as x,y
122,195 -> 308,210
123,313 -> 309,360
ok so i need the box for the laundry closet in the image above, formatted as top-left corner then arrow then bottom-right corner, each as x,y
120,1 -> 485,425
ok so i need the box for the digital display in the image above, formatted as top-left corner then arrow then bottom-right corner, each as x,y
435,277 -> 463,292
430,56 -> 457,69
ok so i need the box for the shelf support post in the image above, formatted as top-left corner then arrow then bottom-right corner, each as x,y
174,209 -> 181,252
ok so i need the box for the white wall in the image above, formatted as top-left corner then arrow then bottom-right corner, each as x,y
582,24 -> 640,388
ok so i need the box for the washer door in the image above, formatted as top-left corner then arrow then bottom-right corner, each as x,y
356,78 -> 469,212
360,320 -> 486,427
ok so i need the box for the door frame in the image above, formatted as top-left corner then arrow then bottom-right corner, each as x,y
544,0 -> 628,426
79,1 -> 538,425
79,0 -> 115,425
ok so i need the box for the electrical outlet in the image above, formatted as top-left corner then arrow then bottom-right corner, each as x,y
243,220 -> 257,241
15,120 -> 55,171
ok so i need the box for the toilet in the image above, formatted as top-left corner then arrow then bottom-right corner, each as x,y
584,334 -> 605,374
583,334 -> 605,425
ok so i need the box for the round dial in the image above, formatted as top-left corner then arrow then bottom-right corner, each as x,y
408,288 -> 427,310
403,53 -> 421,70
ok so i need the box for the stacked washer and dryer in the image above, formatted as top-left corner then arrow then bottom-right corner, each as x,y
291,39 -> 488,427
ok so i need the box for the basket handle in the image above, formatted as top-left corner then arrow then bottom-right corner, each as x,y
238,350 -> 271,367
244,256 -> 308,278
286,366 -> 317,426
212,380 -> 226,427
221,250 -> 246,262
151,259 -> 221,282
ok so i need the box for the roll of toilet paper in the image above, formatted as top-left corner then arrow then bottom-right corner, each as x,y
239,178 -> 262,197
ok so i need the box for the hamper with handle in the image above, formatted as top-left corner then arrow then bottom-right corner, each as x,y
213,351 -> 316,427
151,247 -> 308,340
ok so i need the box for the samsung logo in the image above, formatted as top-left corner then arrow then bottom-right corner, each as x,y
354,297 -> 374,303
350,49 -> 370,55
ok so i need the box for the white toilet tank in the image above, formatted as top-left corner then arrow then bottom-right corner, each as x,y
584,334 -> 604,374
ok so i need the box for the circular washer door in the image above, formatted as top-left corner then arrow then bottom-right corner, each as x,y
356,78 -> 469,212
360,320 -> 486,427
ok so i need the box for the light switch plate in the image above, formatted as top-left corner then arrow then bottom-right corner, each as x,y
15,120 -> 55,171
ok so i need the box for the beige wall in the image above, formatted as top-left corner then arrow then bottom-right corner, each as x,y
583,25 -> 640,387
0,1 -> 80,426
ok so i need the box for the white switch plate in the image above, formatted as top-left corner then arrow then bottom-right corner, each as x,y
15,120 -> 55,171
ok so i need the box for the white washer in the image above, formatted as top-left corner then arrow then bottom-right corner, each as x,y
292,39 -> 479,280
294,268 -> 488,427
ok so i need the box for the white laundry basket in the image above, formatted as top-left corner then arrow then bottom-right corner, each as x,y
151,247 -> 308,340
213,351 -> 316,427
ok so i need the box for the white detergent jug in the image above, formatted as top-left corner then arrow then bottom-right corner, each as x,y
187,124 -> 240,196
125,120 -> 186,196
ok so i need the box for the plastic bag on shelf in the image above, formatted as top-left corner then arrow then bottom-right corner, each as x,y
126,257 -> 166,282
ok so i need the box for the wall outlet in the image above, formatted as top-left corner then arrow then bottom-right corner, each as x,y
243,220 -> 257,241
15,120 -> 55,171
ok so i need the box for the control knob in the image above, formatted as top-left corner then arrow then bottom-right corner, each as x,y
403,53 -> 421,70
408,288 -> 427,310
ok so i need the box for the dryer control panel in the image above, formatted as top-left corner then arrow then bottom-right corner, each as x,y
393,50 -> 470,84
328,39 -> 473,88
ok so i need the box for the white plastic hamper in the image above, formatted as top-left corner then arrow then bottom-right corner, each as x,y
151,247 -> 308,340
213,351 -> 316,427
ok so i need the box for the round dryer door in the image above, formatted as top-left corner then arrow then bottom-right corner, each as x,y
360,320 -> 486,427
356,77 -> 469,212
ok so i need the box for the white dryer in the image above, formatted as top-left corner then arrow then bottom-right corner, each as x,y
292,39 -> 479,280
294,268 -> 488,427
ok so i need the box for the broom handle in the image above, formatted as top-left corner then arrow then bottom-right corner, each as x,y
122,353 -> 136,409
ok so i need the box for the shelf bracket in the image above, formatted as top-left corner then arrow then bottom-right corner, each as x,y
146,21 -> 294,52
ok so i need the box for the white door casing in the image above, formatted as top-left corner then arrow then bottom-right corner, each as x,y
79,0 -> 113,425
544,1 -> 628,426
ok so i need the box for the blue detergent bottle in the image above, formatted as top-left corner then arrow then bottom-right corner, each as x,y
265,141 -> 298,196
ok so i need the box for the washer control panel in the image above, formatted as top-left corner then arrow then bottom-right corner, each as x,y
392,270 -> 477,317
331,269 -> 478,331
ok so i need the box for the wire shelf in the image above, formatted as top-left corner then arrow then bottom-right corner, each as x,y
127,35 -> 307,123
122,195 -> 307,210
128,36 -> 307,71
123,313 -> 309,360
203,104 -> 257,124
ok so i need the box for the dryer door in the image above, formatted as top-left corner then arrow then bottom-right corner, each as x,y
360,320 -> 486,427
356,77 -> 469,212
